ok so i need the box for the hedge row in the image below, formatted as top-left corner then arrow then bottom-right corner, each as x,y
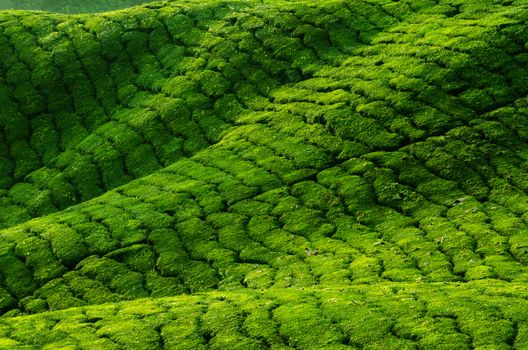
0,282 -> 527,349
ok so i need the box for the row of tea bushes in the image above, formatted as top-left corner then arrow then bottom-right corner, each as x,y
1,282 -> 527,349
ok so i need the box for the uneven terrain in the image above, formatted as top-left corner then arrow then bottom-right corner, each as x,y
1,0 -> 528,348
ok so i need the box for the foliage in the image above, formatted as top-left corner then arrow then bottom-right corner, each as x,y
0,0 -> 527,348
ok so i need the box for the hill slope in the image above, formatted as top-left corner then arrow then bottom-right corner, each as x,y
1,0 -> 528,348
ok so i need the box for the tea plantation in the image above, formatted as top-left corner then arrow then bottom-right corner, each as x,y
1,0 -> 528,348
0,0 -> 153,13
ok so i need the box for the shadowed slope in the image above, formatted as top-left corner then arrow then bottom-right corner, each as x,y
1,0 -> 528,348
0,0 -> 393,229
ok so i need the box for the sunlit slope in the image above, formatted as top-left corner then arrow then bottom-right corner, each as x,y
1,282 -> 528,349
1,0 -> 528,348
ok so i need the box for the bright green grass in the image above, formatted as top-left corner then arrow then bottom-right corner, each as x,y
1,0 -> 528,348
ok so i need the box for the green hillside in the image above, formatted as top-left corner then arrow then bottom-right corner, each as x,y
1,0 -> 528,348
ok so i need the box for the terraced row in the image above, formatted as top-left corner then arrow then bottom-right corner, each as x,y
1,282 -> 528,349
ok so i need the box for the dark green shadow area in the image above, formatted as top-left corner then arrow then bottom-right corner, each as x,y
0,0 -> 156,13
